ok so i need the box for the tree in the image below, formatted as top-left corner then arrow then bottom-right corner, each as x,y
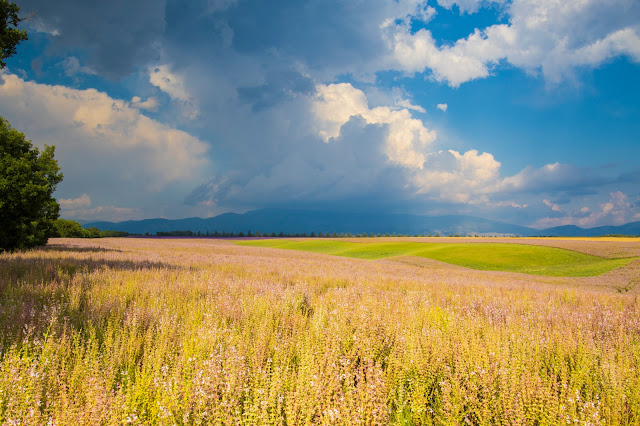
1,0 -> 28,69
0,118 -> 63,251
53,218 -> 85,238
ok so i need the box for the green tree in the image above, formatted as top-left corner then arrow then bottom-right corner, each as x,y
1,0 -> 28,69
83,227 -> 101,238
53,218 -> 85,238
0,118 -> 63,251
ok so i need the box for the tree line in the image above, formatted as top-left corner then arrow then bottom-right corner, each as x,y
154,230 -> 458,238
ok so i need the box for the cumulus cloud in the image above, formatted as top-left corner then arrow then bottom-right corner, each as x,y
534,191 -> 638,228
314,83 -> 436,169
58,57 -> 96,77
396,99 -> 426,113
311,84 -> 521,204
437,103 -> 448,112
543,199 -> 562,212
131,96 -> 159,111
59,194 -> 92,210
385,0 -> 640,86
189,82 -> 618,210
0,72 -> 210,214
57,194 -> 143,222
412,149 -> 502,203
149,65 -> 199,119
63,205 -> 145,223
436,0 -> 508,14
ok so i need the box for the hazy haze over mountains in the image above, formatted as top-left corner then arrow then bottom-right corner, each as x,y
86,209 -> 640,237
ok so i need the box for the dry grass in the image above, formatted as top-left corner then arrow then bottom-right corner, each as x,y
1,237 -> 639,425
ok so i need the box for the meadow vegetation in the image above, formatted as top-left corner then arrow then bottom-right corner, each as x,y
1,237 -> 639,425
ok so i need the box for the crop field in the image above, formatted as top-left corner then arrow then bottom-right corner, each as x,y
1,237 -> 640,425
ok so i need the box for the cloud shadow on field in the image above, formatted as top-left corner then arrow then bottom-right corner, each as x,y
0,253 -> 179,290
42,244 -> 124,254
0,251 -> 183,350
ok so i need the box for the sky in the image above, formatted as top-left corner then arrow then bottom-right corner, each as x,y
1,0 -> 639,228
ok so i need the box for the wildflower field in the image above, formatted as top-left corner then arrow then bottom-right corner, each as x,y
1,237 -> 640,425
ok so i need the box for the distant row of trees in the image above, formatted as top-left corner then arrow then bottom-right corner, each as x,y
153,230 -> 466,238
53,226 -> 640,240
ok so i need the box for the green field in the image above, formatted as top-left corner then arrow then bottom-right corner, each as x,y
237,239 -> 635,276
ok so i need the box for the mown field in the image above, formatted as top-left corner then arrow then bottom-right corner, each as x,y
1,237 -> 640,425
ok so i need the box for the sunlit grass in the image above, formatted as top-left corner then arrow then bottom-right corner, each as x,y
237,239 -> 636,276
0,237 -> 639,425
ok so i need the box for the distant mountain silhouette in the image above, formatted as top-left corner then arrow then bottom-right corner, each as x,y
539,221 -> 640,237
84,208 -> 640,237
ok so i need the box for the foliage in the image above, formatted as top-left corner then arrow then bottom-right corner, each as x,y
0,238 -> 639,424
53,218 -> 129,238
0,118 -> 63,251
0,0 -> 27,69
237,239 -> 637,277
53,218 -> 85,238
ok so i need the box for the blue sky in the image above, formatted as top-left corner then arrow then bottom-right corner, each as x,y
1,0 -> 639,228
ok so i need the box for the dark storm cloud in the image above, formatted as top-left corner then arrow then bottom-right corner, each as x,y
185,116 -> 410,211
18,0 -> 167,78
159,0 -> 418,84
237,69 -> 315,112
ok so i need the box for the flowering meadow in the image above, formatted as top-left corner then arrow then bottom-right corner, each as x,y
1,237 -> 639,425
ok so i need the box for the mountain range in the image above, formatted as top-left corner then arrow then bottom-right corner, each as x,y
84,208 -> 640,237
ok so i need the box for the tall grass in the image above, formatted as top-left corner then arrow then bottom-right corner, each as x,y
0,238 -> 639,425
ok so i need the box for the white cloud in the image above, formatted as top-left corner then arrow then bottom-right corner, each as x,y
57,194 -> 143,222
63,205 -> 144,223
396,99 -> 426,113
412,149 -> 502,203
28,18 -> 60,36
534,191 -> 637,228
543,199 -> 561,212
436,0 -> 507,14
149,64 -> 199,119
58,57 -> 96,77
490,200 -> 529,209
312,84 -> 508,204
437,103 -> 448,112
314,83 -> 436,169
131,96 -> 159,111
59,194 -> 92,210
0,72 -> 210,210
385,0 -> 640,86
